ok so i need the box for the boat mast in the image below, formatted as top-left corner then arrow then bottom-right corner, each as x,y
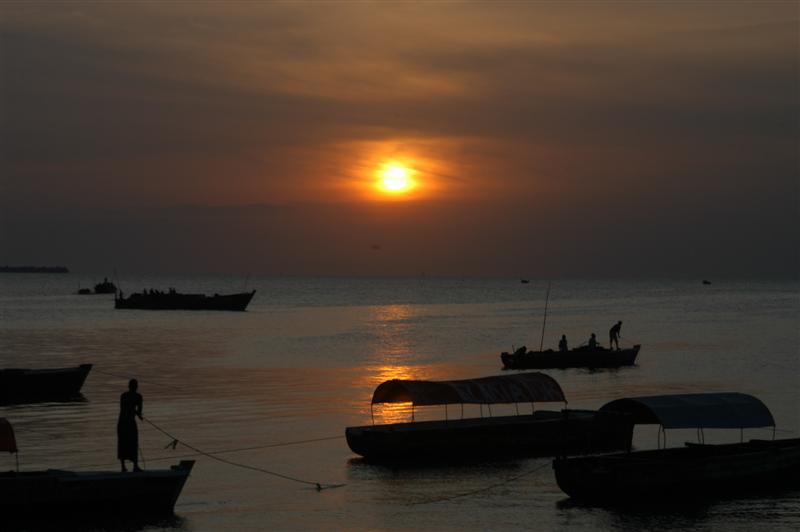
539,281 -> 551,352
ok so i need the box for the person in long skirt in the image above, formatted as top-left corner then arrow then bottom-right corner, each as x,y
117,378 -> 143,472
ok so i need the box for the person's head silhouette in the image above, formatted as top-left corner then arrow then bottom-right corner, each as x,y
128,378 -> 138,392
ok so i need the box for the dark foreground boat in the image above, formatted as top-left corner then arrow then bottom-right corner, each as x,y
115,289 -> 256,311
502,344 -> 640,370
346,373 -> 632,463
0,364 -> 92,404
1,418 -> 194,521
553,393 -> 800,502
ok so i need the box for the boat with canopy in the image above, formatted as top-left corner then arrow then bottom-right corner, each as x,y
0,418 -> 194,522
553,392 -> 800,502
346,373 -> 632,462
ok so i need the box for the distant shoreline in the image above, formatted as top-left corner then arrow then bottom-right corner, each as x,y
0,266 -> 69,273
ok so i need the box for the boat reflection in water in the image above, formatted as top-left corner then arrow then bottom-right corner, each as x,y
553,393 -> 800,503
346,373 -> 632,463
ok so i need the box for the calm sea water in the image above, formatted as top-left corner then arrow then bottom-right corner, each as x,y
1,275 -> 798,531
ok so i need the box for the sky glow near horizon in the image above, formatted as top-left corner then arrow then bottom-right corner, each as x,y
1,2 -> 797,276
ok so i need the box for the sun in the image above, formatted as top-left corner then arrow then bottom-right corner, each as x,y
378,164 -> 414,194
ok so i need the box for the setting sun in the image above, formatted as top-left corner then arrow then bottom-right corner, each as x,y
378,164 -> 414,194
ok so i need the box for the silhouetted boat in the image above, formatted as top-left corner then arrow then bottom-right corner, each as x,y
703,279 -> 712,285
115,290 -> 256,311
501,344 -> 640,369
0,364 -> 92,404
346,373 -> 632,462
77,287 -> 92,295
520,279 -> 530,284
93,279 -> 117,294
553,393 -> 800,502
0,418 -> 194,521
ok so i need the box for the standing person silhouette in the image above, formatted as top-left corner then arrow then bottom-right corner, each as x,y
559,334 -> 569,352
609,321 -> 623,350
117,379 -> 143,472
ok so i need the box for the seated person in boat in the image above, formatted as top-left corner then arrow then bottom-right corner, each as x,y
559,335 -> 568,352
587,333 -> 598,349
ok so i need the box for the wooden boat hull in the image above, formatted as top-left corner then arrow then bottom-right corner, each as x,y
502,345 -> 640,370
0,461 -> 194,520
0,364 -> 92,404
346,410 -> 633,463
553,438 -> 800,502
115,290 -> 256,311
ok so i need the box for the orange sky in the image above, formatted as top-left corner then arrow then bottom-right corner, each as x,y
1,2 -> 797,276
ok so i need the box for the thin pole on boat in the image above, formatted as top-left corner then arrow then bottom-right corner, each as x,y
370,404 -> 374,425
461,403 -> 464,419
539,281 -> 551,352
445,404 -> 448,421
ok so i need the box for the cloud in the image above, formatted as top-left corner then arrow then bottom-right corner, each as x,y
1,2 -> 797,275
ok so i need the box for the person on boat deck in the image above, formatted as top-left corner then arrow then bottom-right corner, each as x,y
609,321 -> 623,350
559,335 -> 568,352
588,333 -> 598,349
117,379 -> 143,472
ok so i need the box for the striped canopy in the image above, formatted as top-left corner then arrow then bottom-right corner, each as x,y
371,373 -> 566,406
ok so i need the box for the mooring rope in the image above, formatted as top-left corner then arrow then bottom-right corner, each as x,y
406,460 -> 551,506
142,416 -> 345,491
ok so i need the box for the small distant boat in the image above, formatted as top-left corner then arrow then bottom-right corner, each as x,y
0,364 -> 92,404
702,279 -> 712,285
93,279 -> 117,294
553,393 -> 800,502
345,373 -> 632,463
502,345 -> 640,370
0,418 -> 194,521
520,279 -> 530,284
77,287 -> 92,295
115,289 -> 256,311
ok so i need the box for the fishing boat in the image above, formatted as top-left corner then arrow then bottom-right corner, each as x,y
502,281 -> 640,369
115,289 -> 256,311
0,364 -> 92,404
501,344 -> 641,370
553,392 -> 800,502
0,418 -> 194,521
345,373 -> 633,462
